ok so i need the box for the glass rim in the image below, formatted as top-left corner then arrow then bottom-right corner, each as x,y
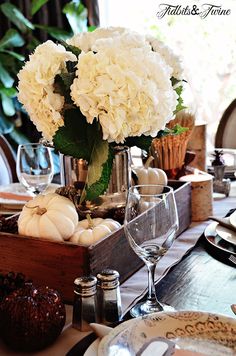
17,143 -> 51,150
18,142 -> 44,146
128,184 -> 174,196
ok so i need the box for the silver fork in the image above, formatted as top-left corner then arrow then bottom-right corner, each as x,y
228,254 -> 236,265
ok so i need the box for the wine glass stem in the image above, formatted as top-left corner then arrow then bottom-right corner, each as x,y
147,262 -> 163,311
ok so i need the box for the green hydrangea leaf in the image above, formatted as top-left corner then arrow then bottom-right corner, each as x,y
87,140 -> 109,188
60,40 -> 81,57
53,108 -> 98,161
85,146 -> 114,201
54,71 -> 76,103
124,135 -> 153,152
54,107 -> 114,202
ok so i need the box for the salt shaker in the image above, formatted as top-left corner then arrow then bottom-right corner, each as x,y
97,269 -> 122,325
72,275 -> 98,331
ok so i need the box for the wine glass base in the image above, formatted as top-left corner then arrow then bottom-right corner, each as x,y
130,301 -> 175,318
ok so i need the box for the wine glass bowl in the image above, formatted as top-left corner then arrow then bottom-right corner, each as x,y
124,185 -> 179,317
16,143 -> 54,196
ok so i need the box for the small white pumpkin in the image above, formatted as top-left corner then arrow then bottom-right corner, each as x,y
70,215 -> 121,246
134,156 -> 168,194
18,193 -> 78,242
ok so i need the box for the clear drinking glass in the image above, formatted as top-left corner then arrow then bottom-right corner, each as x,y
124,184 -> 179,317
16,143 -> 54,196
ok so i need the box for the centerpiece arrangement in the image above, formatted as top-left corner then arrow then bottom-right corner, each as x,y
17,27 -> 184,202
0,28 -> 190,332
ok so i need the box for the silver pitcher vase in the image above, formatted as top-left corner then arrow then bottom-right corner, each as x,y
60,146 -> 131,223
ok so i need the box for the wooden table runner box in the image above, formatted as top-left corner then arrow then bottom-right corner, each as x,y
0,181 -> 191,304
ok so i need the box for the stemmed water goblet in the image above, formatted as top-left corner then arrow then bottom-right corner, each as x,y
16,143 -> 54,196
124,184 -> 179,317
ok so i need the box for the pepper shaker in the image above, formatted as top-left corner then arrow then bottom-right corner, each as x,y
72,275 -> 98,331
97,269 -> 122,325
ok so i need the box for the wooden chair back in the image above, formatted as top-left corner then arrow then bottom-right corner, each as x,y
215,99 -> 236,148
0,135 -> 18,184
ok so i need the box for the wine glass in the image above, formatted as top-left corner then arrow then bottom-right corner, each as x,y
124,184 -> 179,317
16,143 -> 54,196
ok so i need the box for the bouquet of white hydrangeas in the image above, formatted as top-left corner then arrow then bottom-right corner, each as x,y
17,27 -> 184,201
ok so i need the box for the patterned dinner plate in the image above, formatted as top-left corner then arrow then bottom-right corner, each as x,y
98,311 -> 236,356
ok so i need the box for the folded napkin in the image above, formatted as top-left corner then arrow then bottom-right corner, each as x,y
0,184 -> 32,213
0,183 -> 61,213
0,192 -> 32,202
90,323 -> 112,339
63,324 -> 113,356
0,192 -> 32,212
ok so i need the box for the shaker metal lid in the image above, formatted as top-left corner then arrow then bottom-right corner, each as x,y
74,275 -> 97,288
97,269 -> 120,282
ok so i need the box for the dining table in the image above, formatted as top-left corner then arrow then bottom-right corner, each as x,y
0,183 -> 235,355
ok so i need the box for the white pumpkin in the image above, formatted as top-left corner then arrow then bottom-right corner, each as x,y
18,193 -> 78,242
70,215 -> 121,246
134,156 -> 168,194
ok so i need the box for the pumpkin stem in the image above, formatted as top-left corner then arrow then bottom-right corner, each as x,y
86,214 -> 94,229
144,156 -> 154,169
36,207 -> 47,215
25,205 -> 47,215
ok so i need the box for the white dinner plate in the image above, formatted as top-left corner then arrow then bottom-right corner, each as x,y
98,311 -> 236,356
229,211 -> 236,228
215,224 -> 236,246
84,339 -> 100,356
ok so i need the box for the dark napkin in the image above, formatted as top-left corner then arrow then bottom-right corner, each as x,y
65,332 -> 97,356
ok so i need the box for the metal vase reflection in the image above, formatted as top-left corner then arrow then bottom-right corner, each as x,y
60,146 -> 131,223
60,156 -> 88,193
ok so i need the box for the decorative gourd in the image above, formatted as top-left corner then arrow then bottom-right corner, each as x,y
18,193 -> 78,241
70,215 -> 121,246
0,284 -> 65,352
134,156 -> 168,194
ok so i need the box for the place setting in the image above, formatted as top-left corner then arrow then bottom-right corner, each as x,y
0,143 -> 60,215
204,211 -> 236,266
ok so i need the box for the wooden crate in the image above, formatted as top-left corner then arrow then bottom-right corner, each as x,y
0,181 -> 191,304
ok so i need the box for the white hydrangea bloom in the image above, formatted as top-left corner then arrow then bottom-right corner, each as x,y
17,40 -> 77,141
18,28 -> 182,146
147,36 -> 184,80
67,27 -> 128,52
71,35 -> 177,143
